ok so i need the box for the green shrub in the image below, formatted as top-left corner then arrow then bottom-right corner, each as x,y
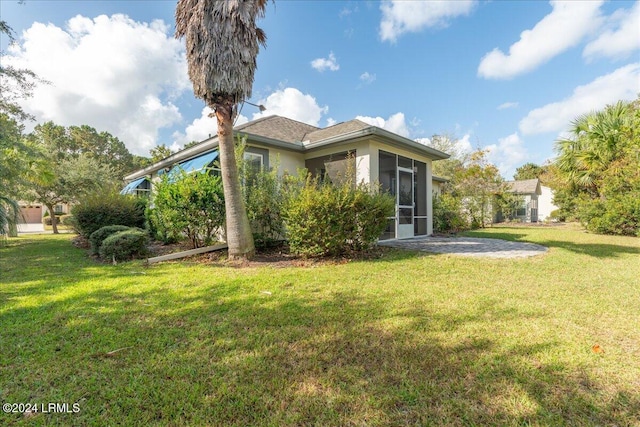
89,225 -> 132,256
42,215 -> 62,226
72,190 -> 146,238
433,194 -> 467,233
60,214 -> 74,226
283,174 -> 395,257
580,195 -> 640,236
146,206 -> 180,245
239,154 -> 286,248
99,229 -> 149,262
150,170 -> 225,249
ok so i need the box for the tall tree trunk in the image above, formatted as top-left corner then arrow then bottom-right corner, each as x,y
213,101 -> 255,260
8,222 -> 18,237
45,203 -> 59,234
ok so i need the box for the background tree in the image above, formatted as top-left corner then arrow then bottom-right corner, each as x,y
513,163 -> 546,181
452,149 -> 507,228
149,144 -> 174,163
183,140 -> 201,150
0,21 -> 42,122
427,133 -> 469,181
0,114 -> 29,236
21,122 -> 128,233
176,0 -> 270,259
69,125 -> 135,176
0,21 -> 43,237
551,98 -> 639,235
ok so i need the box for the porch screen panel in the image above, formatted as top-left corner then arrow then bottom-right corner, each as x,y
379,150 -> 397,240
414,160 -> 427,235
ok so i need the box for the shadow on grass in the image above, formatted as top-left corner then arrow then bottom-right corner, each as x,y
462,229 -> 640,258
2,235 -> 639,425
3,281 -> 639,425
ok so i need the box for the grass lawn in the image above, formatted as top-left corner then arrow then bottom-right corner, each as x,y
1,225 -> 639,426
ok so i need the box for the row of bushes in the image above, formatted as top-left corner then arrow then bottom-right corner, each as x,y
71,161 -> 394,260
42,214 -> 74,226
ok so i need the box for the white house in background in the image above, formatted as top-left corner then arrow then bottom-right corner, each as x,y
122,115 -> 449,239
432,176 -> 448,197
537,185 -> 559,221
500,178 -> 542,223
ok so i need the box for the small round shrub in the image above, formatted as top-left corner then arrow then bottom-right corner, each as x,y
99,229 -> 149,262
72,190 -> 146,238
42,215 -> 62,226
89,225 -> 132,256
60,214 -> 75,226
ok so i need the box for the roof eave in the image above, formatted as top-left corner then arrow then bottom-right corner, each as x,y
304,127 -> 450,160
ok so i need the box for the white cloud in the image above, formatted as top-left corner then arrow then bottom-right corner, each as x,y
4,14 -> 189,155
253,87 -> 328,126
311,51 -> 340,72
356,112 -> 410,137
359,72 -> 376,84
478,1 -> 604,79
380,0 -> 476,42
415,137 -> 431,145
457,134 -> 474,155
485,133 -> 529,178
497,102 -> 519,110
326,117 -> 337,127
583,1 -> 640,61
519,63 -> 640,135
172,107 -> 249,148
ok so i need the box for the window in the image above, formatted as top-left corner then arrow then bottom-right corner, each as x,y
243,152 -> 264,173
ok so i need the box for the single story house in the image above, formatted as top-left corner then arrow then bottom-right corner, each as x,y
122,115 -> 449,240
17,201 -> 71,224
432,176 -> 448,197
495,178 -> 542,223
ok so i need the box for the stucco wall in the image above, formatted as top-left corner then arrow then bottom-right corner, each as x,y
538,185 -> 558,221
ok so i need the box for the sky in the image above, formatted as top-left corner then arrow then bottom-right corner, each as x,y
2,0 -> 639,179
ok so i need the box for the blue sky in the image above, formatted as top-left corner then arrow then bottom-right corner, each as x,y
2,0 -> 639,178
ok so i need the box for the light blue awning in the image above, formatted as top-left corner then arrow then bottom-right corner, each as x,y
120,177 -> 148,195
161,150 -> 219,179
178,150 -> 219,173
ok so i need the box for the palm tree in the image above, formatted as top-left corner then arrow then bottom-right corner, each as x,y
175,0 -> 269,260
0,196 -> 20,240
555,101 -> 630,196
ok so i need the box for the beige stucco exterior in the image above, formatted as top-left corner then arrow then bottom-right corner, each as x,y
123,116 -> 449,239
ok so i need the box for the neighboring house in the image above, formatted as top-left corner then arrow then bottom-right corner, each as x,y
123,115 -> 449,240
495,178 -> 541,223
17,201 -> 71,224
432,176 -> 448,197
537,185 -> 559,222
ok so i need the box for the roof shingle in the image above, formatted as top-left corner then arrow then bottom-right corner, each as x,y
234,115 -> 318,143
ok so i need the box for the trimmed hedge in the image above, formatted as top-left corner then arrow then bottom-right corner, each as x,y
89,225 -> 132,256
283,176 -> 395,257
72,191 -> 146,238
99,229 -> 149,262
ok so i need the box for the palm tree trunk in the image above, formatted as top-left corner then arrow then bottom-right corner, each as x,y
213,101 -> 255,260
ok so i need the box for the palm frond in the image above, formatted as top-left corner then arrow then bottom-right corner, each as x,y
0,196 -> 20,237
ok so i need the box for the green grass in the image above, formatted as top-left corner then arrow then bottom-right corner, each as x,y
1,225 -> 639,426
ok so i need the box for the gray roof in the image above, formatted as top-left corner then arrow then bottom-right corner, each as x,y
506,179 -> 541,195
304,120 -> 371,143
125,115 -> 450,180
235,115 -> 318,143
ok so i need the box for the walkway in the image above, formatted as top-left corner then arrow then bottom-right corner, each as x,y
17,223 -> 46,233
378,236 -> 548,259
